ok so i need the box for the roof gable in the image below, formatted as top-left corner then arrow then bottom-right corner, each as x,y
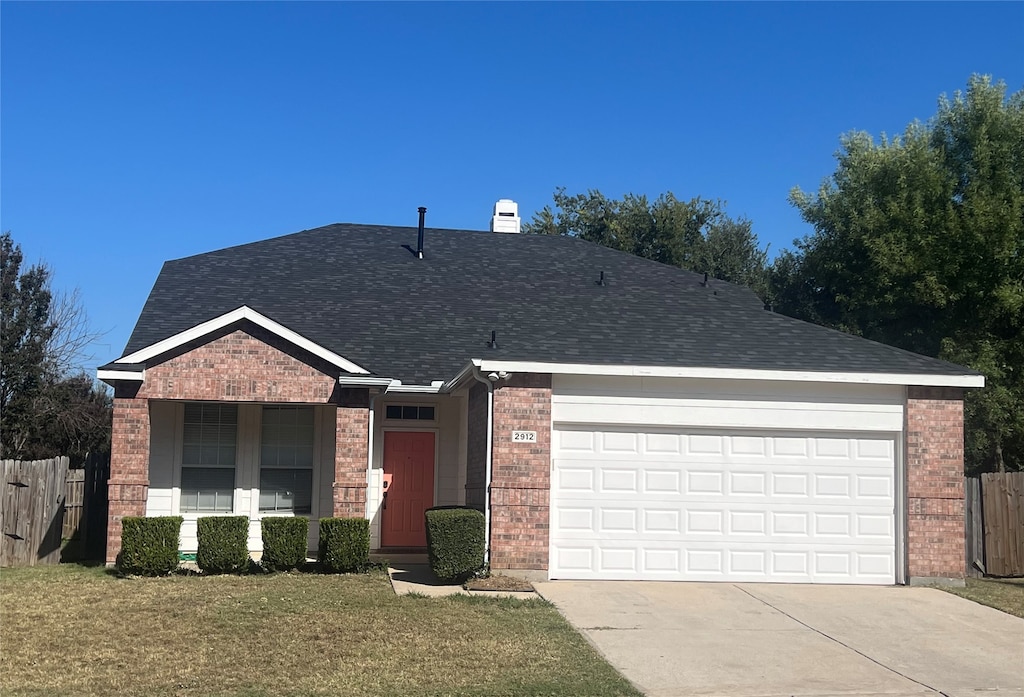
116,305 -> 368,374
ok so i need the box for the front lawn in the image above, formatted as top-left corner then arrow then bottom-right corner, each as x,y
0,565 -> 640,697
939,577 -> 1024,618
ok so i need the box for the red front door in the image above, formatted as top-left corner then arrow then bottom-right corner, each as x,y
381,431 -> 435,548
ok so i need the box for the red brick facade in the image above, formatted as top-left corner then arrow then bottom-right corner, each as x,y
106,393 -> 151,564
105,326 -> 369,563
132,328 -> 338,403
334,389 -> 370,517
489,374 -> 552,571
906,386 -> 966,580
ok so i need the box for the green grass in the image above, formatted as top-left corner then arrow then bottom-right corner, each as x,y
0,564 -> 640,697
939,577 -> 1024,618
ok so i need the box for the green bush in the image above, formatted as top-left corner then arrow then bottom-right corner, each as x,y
318,518 -> 369,573
118,516 -> 182,576
425,506 -> 485,583
196,516 -> 250,574
261,517 -> 309,571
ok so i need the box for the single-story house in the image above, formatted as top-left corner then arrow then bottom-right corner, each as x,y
99,200 -> 982,585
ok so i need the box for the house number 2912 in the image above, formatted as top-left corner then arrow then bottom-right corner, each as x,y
512,431 -> 537,442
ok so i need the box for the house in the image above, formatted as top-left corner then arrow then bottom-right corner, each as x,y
98,200 -> 982,585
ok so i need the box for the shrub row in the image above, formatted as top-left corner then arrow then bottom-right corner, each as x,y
118,516 -> 370,576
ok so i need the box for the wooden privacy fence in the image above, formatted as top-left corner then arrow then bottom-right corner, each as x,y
965,472 -> 1024,577
61,453 -> 110,560
1,457 -> 69,566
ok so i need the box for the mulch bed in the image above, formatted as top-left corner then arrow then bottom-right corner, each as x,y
464,574 -> 535,592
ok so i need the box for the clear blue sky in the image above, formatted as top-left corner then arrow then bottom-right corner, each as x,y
3,2 -> 1022,371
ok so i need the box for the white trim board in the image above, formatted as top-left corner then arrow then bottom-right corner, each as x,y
115,305 -> 369,374
97,369 -> 144,382
469,360 -> 984,388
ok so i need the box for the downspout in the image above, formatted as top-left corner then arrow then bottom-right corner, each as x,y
470,366 -> 495,565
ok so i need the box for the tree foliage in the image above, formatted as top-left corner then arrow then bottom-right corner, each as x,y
524,188 -> 770,299
773,76 -> 1024,473
0,232 -> 111,462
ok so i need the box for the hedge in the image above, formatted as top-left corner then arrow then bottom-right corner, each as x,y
425,506 -> 485,583
318,518 -> 369,573
196,516 -> 250,574
261,517 -> 309,571
118,516 -> 183,576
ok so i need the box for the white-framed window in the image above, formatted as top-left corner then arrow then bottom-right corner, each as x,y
259,406 -> 314,514
180,403 -> 237,513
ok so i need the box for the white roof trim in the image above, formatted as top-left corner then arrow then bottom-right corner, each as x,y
337,375 -> 393,387
387,381 -> 443,394
114,306 -> 369,374
97,369 -> 145,382
470,360 -> 985,388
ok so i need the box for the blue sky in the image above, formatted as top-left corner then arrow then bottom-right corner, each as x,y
2,2 -> 1022,371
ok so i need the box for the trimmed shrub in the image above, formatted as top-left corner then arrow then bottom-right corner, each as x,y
118,516 -> 182,576
318,518 -> 370,573
425,506 -> 485,583
196,516 -> 250,574
261,517 -> 309,571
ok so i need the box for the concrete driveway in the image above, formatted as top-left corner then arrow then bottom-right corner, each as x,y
533,581 -> 1024,697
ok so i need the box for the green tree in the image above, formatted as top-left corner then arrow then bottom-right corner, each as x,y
524,188 -> 770,298
0,232 -> 111,461
774,75 -> 1024,473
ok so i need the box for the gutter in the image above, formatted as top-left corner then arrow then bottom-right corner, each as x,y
470,365 -> 496,566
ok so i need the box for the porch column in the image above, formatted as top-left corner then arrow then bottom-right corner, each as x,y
106,388 -> 150,563
489,374 -> 552,573
333,388 -> 369,517
906,386 -> 966,584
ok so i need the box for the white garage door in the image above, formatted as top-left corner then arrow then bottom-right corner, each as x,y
550,427 -> 896,584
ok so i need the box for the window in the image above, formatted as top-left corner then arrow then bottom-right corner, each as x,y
181,404 -> 237,512
385,405 -> 435,421
259,406 -> 314,514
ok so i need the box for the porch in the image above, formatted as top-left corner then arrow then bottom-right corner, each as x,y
113,392 -> 467,558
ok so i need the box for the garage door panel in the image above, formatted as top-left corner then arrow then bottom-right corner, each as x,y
553,503 -> 893,542
550,539 -> 895,583
551,427 -> 897,584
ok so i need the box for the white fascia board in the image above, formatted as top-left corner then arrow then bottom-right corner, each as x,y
441,362 -> 478,392
387,383 -> 443,394
337,375 -> 394,388
473,360 -> 985,388
114,306 -> 369,374
97,369 -> 145,382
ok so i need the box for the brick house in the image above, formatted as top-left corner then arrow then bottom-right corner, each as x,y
98,201 -> 982,585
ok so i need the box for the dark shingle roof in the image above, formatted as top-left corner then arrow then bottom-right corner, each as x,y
120,223 -> 976,384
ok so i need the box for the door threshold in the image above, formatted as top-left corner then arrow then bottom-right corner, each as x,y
377,546 -> 427,554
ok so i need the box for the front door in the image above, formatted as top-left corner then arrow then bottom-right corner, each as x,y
381,431 -> 435,548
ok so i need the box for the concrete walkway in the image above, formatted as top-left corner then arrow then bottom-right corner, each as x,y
387,562 -> 539,599
534,581 -> 1024,697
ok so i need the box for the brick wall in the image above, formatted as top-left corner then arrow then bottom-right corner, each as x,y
906,386 -> 966,580
106,325 -> 370,562
489,374 -> 551,571
106,391 -> 151,563
334,388 -> 369,517
465,382 -> 487,511
134,327 -> 338,403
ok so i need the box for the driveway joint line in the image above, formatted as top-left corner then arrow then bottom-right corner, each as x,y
734,585 -> 952,697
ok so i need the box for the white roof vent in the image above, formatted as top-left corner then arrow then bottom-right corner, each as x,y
490,198 -> 521,234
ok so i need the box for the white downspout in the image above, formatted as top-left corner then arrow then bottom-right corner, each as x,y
470,367 -> 495,565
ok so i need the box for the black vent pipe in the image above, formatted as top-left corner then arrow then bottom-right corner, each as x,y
416,206 -> 427,259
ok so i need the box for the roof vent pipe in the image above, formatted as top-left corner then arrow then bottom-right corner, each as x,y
416,206 -> 426,259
